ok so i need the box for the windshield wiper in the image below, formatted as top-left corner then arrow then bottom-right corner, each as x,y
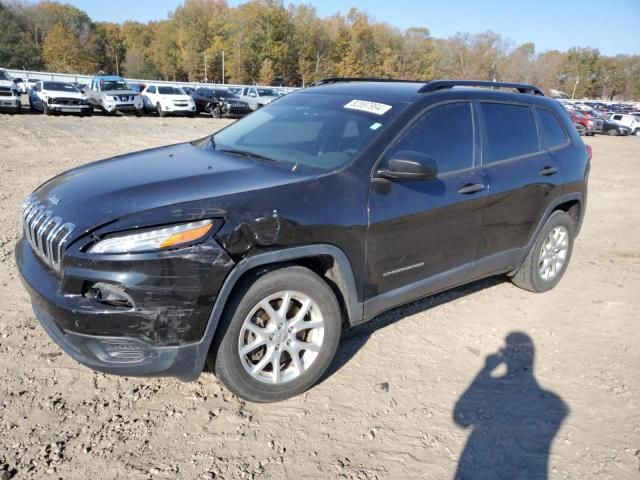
217,148 -> 280,165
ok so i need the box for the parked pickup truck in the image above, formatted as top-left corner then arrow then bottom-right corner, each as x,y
0,68 -> 22,114
85,75 -> 143,116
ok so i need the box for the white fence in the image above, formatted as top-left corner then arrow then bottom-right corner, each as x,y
4,68 -> 298,93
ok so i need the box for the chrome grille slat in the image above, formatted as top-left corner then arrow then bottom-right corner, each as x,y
21,196 -> 75,272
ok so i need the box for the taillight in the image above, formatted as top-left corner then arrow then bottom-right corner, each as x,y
586,144 -> 592,161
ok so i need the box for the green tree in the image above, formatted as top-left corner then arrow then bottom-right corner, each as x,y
0,3 -> 42,68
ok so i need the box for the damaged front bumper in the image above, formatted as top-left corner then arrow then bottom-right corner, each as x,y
16,236 -> 234,381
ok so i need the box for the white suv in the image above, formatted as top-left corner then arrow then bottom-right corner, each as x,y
609,113 -> 640,136
141,84 -> 196,117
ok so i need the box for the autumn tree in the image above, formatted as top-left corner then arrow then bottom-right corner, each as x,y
42,21 -> 96,73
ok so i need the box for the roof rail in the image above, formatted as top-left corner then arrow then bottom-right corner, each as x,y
309,77 -> 427,87
419,80 -> 544,96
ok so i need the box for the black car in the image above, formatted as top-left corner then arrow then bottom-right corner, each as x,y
17,79 -> 590,402
602,119 -> 631,136
192,87 -> 250,117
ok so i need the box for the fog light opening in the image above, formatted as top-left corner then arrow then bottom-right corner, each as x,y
85,282 -> 134,308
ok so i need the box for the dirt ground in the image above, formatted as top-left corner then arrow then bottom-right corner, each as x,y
0,111 -> 638,480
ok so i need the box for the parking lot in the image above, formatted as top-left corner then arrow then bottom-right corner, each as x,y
0,113 -> 638,479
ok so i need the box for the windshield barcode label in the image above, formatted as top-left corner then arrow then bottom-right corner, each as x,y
344,99 -> 392,115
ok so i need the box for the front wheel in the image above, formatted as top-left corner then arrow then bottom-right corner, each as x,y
608,128 -> 618,136
511,211 -> 575,293
208,105 -> 221,118
43,102 -> 52,115
634,128 -> 640,137
156,103 -> 166,117
211,266 -> 342,402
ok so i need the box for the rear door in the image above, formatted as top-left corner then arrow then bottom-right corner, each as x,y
475,101 -> 564,276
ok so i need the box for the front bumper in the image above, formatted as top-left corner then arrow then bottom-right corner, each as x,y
103,101 -> 143,113
16,235 -> 234,380
49,103 -> 92,113
0,97 -> 21,111
161,103 -> 196,114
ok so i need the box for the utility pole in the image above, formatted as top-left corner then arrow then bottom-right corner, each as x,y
204,51 -> 208,83
222,51 -> 225,84
115,51 -> 119,76
571,75 -> 579,99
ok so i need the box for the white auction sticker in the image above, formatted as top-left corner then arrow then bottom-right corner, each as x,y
344,99 -> 392,115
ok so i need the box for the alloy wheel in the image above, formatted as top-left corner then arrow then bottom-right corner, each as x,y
538,226 -> 569,281
237,291 -> 325,384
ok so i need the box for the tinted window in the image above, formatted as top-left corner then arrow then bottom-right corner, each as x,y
536,108 -> 568,148
387,102 -> 474,174
481,103 -> 539,163
147,86 -> 156,94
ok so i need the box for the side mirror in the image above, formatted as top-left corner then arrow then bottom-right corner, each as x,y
377,151 -> 438,181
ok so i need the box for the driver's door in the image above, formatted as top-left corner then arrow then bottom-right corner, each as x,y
364,102 -> 488,312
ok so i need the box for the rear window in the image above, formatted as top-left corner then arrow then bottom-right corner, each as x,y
536,108 -> 569,148
481,103 -> 539,163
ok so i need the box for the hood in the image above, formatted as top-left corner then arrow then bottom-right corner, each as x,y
0,80 -> 17,90
31,142 -> 305,237
42,89 -> 85,100
103,89 -> 137,96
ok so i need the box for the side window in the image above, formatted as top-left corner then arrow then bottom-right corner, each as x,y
536,108 -> 569,149
387,102 -> 474,175
481,103 -> 539,163
148,86 -> 156,94
612,114 -> 622,121
249,88 -> 257,97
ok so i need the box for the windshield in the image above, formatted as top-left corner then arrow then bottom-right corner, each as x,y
43,82 -> 79,93
101,79 -> 129,91
0,70 -> 11,81
158,86 -> 185,95
213,92 -> 406,170
214,89 -> 236,98
256,88 -> 277,96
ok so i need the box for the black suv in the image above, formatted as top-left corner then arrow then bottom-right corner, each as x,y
17,79 -> 590,402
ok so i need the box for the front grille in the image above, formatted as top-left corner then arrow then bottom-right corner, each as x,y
0,88 -> 11,97
22,195 -> 75,272
118,95 -> 133,102
51,97 -> 82,105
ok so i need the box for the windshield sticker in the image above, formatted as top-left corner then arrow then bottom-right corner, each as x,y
344,99 -> 392,116
370,122 -> 382,130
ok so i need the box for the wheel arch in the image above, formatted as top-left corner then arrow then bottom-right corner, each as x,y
510,192 -> 584,276
198,245 -> 362,363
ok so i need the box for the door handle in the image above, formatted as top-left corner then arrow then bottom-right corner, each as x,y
458,183 -> 485,195
539,166 -> 558,176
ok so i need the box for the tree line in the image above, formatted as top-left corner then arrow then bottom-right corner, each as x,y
1,0 -> 639,99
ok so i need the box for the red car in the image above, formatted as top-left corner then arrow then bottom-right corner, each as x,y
569,110 -> 603,136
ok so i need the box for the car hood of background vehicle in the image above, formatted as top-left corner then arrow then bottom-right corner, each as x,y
103,90 -> 138,96
31,142 -> 306,237
42,89 -> 84,100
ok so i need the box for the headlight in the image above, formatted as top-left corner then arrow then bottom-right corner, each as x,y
89,220 -> 213,254
111,96 -> 119,101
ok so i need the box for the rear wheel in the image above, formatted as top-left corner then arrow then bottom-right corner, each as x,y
512,211 -> 575,293
212,266 -> 342,402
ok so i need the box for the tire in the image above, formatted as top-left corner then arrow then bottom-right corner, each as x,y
157,103 -> 166,117
43,102 -> 52,115
134,108 -> 143,117
608,128 -> 618,136
574,124 -> 586,136
212,266 -> 342,403
634,128 -> 640,137
512,211 -> 575,293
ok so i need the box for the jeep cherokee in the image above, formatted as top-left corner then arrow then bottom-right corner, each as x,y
17,78 -> 590,402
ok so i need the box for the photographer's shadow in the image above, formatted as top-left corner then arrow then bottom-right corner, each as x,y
453,332 -> 568,480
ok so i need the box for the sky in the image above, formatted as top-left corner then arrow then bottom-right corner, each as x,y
62,0 -> 640,56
